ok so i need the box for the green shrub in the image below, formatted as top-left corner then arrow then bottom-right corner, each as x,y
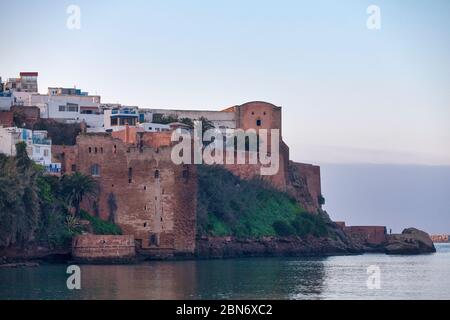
273,220 -> 296,236
291,212 -> 328,238
197,165 -> 303,238
80,210 -> 122,235
318,194 -> 325,205
197,165 -> 330,239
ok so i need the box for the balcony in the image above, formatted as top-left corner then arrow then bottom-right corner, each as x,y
32,137 -> 51,145
111,109 -> 137,115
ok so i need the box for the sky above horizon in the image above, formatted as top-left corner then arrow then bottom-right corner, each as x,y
1,0 -> 449,166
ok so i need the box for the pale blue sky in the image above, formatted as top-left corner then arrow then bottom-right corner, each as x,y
1,0 -> 449,165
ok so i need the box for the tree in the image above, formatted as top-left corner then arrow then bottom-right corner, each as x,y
15,142 -> 32,171
179,117 -> 194,129
61,173 -> 99,217
0,144 -> 40,248
152,114 -> 178,124
198,116 -> 214,133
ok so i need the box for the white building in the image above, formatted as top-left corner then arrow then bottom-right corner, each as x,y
139,122 -> 171,132
4,72 -> 38,93
0,126 -> 60,173
87,107 -> 171,133
0,127 -> 22,155
27,91 -> 104,128
0,96 -> 13,110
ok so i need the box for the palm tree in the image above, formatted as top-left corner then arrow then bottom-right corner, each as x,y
61,172 -> 99,217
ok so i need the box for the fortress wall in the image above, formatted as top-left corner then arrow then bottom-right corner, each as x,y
0,111 -> 13,127
72,235 -> 135,262
72,133 -> 197,256
222,146 -> 289,191
51,144 -> 77,173
344,226 -> 387,245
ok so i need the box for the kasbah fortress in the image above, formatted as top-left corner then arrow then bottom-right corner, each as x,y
50,101 -> 384,261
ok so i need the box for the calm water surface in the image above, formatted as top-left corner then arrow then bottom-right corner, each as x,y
1,244 -> 449,300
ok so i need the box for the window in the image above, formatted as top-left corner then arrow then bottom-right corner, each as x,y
100,147 -> 103,153
256,119 -> 262,126
90,164 -> 100,176
71,164 -> 77,172
182,168 -> 189,183
67,103 -> 78,112
149,234 -> 159,246
94,147 -> 98,154
128,167 -> 133,183
154,170 -> 160,179
59,105 -> 66,112
88,147 -> 92,153
113,145 -> 117,154
44,149 -> 49,157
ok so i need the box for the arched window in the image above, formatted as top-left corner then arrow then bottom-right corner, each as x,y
90,164 -> 100,176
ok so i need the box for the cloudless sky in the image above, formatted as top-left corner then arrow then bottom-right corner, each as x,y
1,1 -> 449,231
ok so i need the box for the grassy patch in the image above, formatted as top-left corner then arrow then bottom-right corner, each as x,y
80,210 -> 122,235
197,165 -> 312,238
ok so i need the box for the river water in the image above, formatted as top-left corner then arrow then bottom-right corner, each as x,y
1,244 -> 449,300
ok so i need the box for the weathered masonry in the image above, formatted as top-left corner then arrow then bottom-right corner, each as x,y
58,131 -> 197,258
54,101 -> 324,257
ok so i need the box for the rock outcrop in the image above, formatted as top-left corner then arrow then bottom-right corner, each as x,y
196,211 -> 363,258
196,235 -> 362,258
384,228 -> 436,255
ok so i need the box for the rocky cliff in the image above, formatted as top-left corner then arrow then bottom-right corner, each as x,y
384,228 -> 436,254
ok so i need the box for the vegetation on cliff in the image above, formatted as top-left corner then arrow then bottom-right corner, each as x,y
0,143 -> 120,249
32,119 -> 82,145
79,210 -> 122,235
197,165 -> 328,238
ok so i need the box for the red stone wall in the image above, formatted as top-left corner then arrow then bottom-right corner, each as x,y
11,106 -> 40,127
344,226 -> 387,245
0,111 -> 13,127
52,145 -> 78,174
293,162 -> 321,206
235,101 -> 282,135
72,235 -> 135,262
141,131 -> 173,148
72,133 -> 197,256
223,146 -> 289,191
111,126 -> 140,144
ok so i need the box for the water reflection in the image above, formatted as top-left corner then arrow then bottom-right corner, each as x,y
194,258 -> 326,299
1,245 -> 449,300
